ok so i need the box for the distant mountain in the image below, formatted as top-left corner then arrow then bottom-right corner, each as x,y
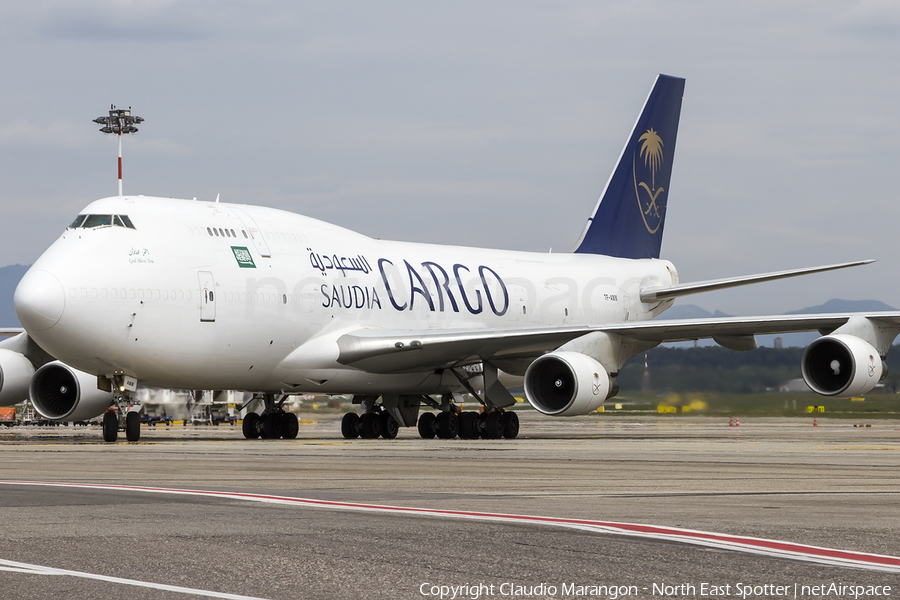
659,299 -> 897,348
657,304 -> 732,320
0,264 -> 28,327
785,298 -> 897,314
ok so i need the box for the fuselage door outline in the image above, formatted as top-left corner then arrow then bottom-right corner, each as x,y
232,208 -> 272,258
199,271 -> 216,323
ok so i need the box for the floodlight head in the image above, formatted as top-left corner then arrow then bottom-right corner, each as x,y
94,104 -> 144,196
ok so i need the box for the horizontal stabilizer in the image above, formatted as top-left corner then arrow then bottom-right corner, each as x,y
639,260 -> 875,303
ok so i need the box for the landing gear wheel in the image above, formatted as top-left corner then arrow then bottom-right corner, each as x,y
242,413 -> 260,439
437,411 -> 459,439
458,411 -> 478,439
102,411 -> 118,443
360,413 -> 383,439
482,412 -> 504,439
502,411 -> 519,439
125,412 -> 141,442
380,413 -> 399,439
262,413 -> 282,439
341,413 -> 360,439
417,412 -> 436,439
281,412 -> 299,439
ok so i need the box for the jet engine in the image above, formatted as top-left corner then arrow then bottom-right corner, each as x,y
30,361 -> 114,422
524,351 -> 618,416
0,349 -> 35,405
801,334 -> 885,397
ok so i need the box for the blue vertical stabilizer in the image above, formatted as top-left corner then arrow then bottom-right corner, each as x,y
573,75 -> 685,259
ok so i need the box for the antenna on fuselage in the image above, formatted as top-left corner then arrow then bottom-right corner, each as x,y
93,105 -> 143,197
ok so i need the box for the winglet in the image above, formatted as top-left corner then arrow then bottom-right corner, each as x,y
573,74 -> 685,259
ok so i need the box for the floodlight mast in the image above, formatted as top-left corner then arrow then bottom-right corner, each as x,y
93,105 -> 144,196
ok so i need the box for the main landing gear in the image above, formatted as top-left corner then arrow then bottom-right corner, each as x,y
340,394 -> 403,439
241,393 -> 299,440
340,411 -> 399,439
338,392 -> 520,441
417,408 -> 518,440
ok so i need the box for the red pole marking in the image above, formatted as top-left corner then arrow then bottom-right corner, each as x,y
2,481 -> 898,570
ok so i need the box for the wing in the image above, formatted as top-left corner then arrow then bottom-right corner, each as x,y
335,312 -> 900,373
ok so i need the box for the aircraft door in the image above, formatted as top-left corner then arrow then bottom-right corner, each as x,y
232,208 -> 272,258
198,271 -> 216,322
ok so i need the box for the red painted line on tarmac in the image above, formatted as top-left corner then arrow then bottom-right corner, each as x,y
2,480 -> 898,573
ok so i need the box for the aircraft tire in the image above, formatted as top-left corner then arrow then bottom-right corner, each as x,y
482,412 -> 504,440
417,412 -> 436,439
502,411 -> 519,439
242,413 -> 260,439
102,411 -> 118,443
360,413 -> 382,439
262,413 -> 282,439
381,413 -> 399,439
125,411 -> 141,442
281,412 -> 299,439
437,411 -> 459,439
458,411 -> 478,439
341,413 -> 360,439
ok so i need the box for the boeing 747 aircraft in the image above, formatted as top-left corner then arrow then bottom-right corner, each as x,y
5,74 -> 899,442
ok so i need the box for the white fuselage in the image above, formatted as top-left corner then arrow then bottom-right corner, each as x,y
17,196 -> 677,394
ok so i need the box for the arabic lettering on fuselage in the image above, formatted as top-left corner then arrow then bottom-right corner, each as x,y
308,248 -> 372,277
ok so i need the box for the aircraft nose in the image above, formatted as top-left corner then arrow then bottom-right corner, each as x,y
14,269 -> 66,331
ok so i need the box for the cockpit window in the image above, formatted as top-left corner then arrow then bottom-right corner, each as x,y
82,214 -> 113,228
68,214 -> 136,230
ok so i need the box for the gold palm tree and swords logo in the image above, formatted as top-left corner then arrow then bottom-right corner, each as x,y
633,128 -> 665,234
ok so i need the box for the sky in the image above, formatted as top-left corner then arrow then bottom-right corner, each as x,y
0,1 -> 898,316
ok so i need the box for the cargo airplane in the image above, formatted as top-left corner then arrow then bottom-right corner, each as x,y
4,74 -> 899,443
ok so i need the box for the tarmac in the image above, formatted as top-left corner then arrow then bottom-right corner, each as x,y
0,412 -> 898,599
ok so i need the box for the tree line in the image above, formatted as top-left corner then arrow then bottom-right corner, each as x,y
616,345 -> 900,394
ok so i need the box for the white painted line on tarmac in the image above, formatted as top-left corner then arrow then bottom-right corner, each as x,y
3,480 -> 899,575
0,558 -> 271,599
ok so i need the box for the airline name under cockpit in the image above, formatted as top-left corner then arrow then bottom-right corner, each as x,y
309,249 -> 509,316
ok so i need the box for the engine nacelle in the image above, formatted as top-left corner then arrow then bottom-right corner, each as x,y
30,362 -> 114,422
524,351 -> 617,416
801,334 -> 884,397
0,349 -> 35,406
